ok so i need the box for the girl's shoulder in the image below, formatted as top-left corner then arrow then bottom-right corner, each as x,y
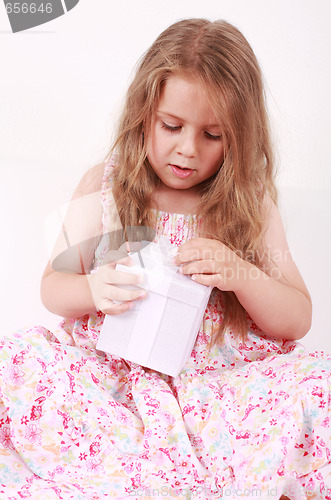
71,158 -> 115,200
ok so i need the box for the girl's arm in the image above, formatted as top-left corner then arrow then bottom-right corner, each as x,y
175,196 -> 312,340
40,164 -> 146,319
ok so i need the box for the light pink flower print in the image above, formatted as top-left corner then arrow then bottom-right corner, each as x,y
321,417 -> 330,428
54,465 -> 65,474
122,461 -> 134,474
97,407 -> 107,416
144,429 -> 152,439
280,436 -> 289,446
86,458 -> 104,474
17,490 -> 32,498
24,423 -> 42,445
144,397 -> 160,409
176,458 -> 190,474
116,408 -> 131,425
89,441 -> 101,456
7,365 -> 25,386
0,426 -> 15,450
20,416 -> 29,426
12,352 -> 25,365
130,473 -> 143,489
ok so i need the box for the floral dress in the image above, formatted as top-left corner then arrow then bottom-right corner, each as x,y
0,161 -> 330,500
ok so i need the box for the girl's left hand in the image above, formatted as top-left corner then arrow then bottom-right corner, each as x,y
175,237 -> 249,292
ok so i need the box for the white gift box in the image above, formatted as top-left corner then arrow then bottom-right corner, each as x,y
96,239 -> 212,377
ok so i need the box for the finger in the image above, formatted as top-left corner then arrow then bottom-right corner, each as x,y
175,239 -> 199,263
104,267 -> 144,286
176,249 -> 205,266
177,237 -> 206,251
100,290 -> 147,315
191,273 -> 223,288
101,299 -> 135,316
102,249 -> 128,265
176,243 -> 221,266
105,284 -> 147,303
116,255 -> 135,266
179,259 -> 220,275
177,237 -> 220,253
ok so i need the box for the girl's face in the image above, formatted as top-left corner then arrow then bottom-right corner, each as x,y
146,75 -> 224,195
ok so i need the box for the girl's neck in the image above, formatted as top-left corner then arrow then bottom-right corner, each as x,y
151,184 -> 200,215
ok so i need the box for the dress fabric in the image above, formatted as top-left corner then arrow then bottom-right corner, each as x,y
0,161 -> 331,500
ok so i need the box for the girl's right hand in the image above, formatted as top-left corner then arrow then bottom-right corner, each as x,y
87,255 -> 147,315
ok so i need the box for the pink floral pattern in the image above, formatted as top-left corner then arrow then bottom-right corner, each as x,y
0,161 -> 330,499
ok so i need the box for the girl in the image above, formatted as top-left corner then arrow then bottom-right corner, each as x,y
1,18 -> 330,500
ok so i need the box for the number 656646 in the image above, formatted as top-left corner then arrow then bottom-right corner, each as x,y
5,3 -> 53,14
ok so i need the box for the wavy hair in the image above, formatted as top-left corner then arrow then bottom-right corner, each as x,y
107,18 -> 278,343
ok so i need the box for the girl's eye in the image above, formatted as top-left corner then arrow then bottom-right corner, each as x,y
161,121 -> 221,141
205,131 -> 222,141
161,122 -> 181,132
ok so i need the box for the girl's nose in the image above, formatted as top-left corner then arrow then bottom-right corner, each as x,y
177,131 -> 198,158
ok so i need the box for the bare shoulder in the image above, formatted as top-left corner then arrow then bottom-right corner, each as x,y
72,162 -> 106,200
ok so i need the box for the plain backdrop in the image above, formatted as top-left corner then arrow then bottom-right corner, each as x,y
0,0 -> 330,353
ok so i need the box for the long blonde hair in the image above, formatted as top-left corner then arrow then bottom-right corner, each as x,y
107,18 -> 277,343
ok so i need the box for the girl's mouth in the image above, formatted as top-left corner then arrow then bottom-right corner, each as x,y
170,164 -> 194,179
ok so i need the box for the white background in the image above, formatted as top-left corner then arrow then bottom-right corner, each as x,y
0,0 -> 330,352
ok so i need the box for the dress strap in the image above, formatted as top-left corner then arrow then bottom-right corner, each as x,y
100,156 -> 122,234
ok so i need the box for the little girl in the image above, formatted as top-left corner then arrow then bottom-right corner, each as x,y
0,18 -> 330,500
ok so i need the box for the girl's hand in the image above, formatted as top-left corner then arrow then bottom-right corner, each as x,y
87,254 -> 147,315
175,237 -> 248,292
